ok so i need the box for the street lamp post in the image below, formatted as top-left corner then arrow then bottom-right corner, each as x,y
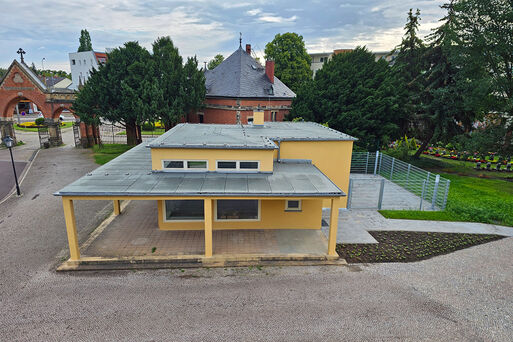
3,136 -> 21,196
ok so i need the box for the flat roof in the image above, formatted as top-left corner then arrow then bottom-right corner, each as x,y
148,122 -> 356,149
55,143 -> 344,197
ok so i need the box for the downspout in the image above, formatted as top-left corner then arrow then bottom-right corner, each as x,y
277,140 -> 281,162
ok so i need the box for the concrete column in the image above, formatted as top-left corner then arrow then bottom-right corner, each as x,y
0,117 -> 16,145
113,200 -> 121,215
44,118 -> 62,146
328,197 -> 341,256
204,198 -> 213,257
62,198 -> 80,260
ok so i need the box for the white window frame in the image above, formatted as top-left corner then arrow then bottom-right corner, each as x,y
214,199 -> 261,222
216,160 -> 260,172
285,200 -> 302,212
161,159 -> 208,171
163,200 -> 204,222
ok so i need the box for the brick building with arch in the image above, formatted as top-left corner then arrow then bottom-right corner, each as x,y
0,59 -> 96,147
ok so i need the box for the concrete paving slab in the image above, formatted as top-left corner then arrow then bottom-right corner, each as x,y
323,208 -> 513,244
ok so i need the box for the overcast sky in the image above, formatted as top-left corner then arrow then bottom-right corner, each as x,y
0,0 -> 446,72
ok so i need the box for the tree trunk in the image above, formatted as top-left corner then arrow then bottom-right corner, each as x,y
136,124 -> 142,144
92,124 -> 102,147
164,120 -> 172,132
413,133 -> 433,159
126,121 -> 138,145
503,127 -> 512,153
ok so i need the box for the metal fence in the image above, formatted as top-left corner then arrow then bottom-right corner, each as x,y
349,151 -> 450,211
99,122 -> 160,144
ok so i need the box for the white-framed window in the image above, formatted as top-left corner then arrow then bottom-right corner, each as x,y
216,160 -> 260,171
215,200 -> 260,221
164,200 -> 204,221
162,160 -> 208,171
71,59 -> 76,65
285,200 -> 302,211
247,117 -> 253,124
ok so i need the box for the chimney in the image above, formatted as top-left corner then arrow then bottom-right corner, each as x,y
246,44 -> 251,54
265,60 -> 274,84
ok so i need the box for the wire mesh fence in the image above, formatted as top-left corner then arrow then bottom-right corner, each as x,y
349,151 -> 450,211
98,122 -> 161,144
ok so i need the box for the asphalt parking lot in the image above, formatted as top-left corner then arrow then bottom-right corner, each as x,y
0,145 -> 511,341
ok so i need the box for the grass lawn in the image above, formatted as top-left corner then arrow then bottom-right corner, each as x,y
92,144 -> 134,165
337,231 -> 502,263
15,122 -> 73,132
380,154 -> 513,227
116,129 -> 165,136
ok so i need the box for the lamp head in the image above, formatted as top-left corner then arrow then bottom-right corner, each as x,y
3,136 -> 14,148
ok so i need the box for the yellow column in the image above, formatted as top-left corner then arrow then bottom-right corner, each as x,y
113,200 -> 121,215
328,197 -> 341,256
204,198 -> 213,257
62,198 -> 80,260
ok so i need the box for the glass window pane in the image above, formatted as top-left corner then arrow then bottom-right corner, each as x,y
165,200 -> 204,220
164,160 -> 183,169
287,200 -> 300,209
217,200 -> 259,220
187,161 -> 207,169
240,161 -> 259,169
218,161 -> 237,169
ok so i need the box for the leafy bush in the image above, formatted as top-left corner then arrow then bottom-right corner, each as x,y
35,118 -> 45,126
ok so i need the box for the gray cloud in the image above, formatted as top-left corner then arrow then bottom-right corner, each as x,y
0,0 -> 446,71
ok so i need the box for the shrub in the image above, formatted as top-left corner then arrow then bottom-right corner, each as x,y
35,118 -> 45,126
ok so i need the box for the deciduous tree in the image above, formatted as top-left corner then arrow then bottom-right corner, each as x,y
264,32 -> 312,92
207,54 -> 224,70
455,0 -> 513,153
78,29 -> 93,52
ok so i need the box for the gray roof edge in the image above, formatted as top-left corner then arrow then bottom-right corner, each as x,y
148,144 -> 277,150
311,164 -> 346,196
54,191 -> 345,197
278,159 -> 312,164
205,94 -> 295,100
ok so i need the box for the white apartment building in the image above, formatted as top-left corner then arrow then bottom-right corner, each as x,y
309,49 -> 398,77
68,50 -> 108,89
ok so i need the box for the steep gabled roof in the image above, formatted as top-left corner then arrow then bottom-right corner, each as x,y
204,46 -> 295,99
0,59 -> 48,91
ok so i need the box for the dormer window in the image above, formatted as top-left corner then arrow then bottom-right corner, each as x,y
217,160 -> 259,171
162,160 -> 208,171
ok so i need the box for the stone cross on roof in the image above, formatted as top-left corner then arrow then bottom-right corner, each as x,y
17,48 -> 26,63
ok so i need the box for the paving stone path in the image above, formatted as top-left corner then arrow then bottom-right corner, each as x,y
322,209 -> 513,244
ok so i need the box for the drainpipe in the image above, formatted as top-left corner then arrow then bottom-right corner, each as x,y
277,140 -> 281,162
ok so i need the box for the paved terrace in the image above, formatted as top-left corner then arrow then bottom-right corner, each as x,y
82,200 -> 329,258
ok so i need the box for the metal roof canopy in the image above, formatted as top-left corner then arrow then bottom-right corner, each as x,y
55,143 -> 345,197
148,121 -> 357,149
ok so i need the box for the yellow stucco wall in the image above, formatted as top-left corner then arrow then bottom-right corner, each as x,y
157,199 -> 323,230
278,140 -> 353,208
151,148 -> 275,172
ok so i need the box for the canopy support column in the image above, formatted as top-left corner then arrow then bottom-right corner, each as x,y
328,197 -> 341,256
113,200 -> 121,215
62,198 -> 80,260
204,198 -> 213,257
